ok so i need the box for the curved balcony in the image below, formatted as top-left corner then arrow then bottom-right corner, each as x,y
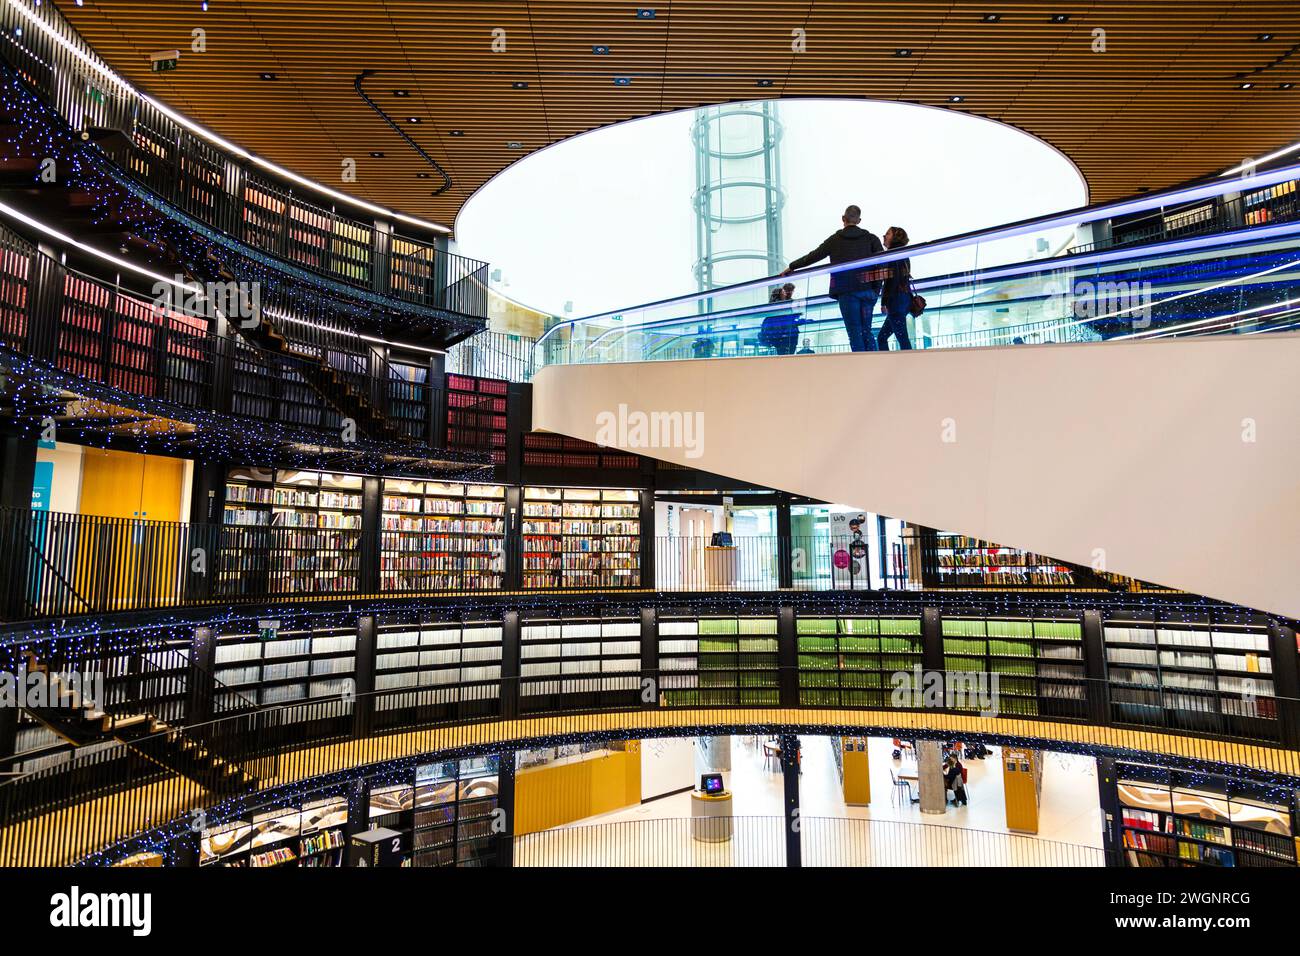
1,586 -> 1296,866
0,1 -> 488,335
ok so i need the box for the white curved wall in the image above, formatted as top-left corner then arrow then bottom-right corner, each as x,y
533,335 -> 1300,618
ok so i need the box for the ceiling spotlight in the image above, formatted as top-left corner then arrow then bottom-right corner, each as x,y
636,8 -> 656,18
415,172 -> 430,178
512,81 -> 530,89
1280,82 -> 1296,90
757,79 -> 774,87
1051,14 -> 1070,23
894,48 -> 912,57
982,13 -> 1001,22
406,116 -> 421,123
1240,82 -> 1255,89
613,76 -> 632,86
949,95 -> 965,103
258,72 -> 277,81
592,45 -> 610,55
392,89 -> 410,97
449,130 -> 465,136
1256,33 -> 1274,42
201,0 -> 209,10
506,141 -> 524,149
369,151 -> 383,157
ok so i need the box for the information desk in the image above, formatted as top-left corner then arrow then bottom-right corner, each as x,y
690,789 -> 734,843
705,546 -> 739,587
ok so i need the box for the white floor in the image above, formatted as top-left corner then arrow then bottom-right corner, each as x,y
515,735 -> 1105,865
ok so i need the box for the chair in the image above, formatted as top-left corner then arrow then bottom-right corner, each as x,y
890,769 -> 915,807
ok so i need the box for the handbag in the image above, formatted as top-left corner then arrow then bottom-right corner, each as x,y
908,278 -> 926,317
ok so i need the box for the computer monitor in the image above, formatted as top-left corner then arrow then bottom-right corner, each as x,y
709,532 -> 734,547
700,772 -> 725,795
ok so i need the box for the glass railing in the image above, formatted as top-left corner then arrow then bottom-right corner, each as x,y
534,162 -> 1300,368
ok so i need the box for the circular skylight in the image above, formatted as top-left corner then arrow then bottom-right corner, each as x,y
455,98 -> 1088,319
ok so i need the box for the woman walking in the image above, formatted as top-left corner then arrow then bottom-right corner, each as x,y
877,226 -> 914,351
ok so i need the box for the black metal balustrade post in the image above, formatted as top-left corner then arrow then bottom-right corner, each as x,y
776,494 -> 793,589
640,606 -> 658,709
1095,756 -> 1124,867
360,478 -> 382,595
188,626 -> 216,726
921,607 -> 944,674
777,605 -> 798,708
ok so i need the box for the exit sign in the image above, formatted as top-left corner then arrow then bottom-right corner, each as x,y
149,50 -> 179,73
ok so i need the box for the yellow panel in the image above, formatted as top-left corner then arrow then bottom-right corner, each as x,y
78,449 -> 144,518
841,737 -> 871,806
515,748 -> 640,835
1003,748 -> 1040,834
139,455 -> 184,522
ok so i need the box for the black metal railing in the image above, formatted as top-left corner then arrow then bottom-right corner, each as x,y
514,815 -> 1104,867
447,330 -> 539,383
0,1 -> 488,321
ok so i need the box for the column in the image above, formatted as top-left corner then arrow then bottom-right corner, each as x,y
778,732 -> 802,867
502,486 -> 523,590
0,436 -> 37,621
921,607 -> 944,675
777,604 -> 798,708
359,477 -> 381,594
186,461 -> 227,601
501,609 -> 520,719
0,435 -> 37,512
638,488 -> 655,589
1081,610 -> 1111,727
344,775 -> 372,853
0,697 -> 17,774
187,626 -> 216,725
352,615 -> 376,738
775,492 -> 793,589
427,351 -> 447,448
504,384 -> 527,484
640,605 -> 658,709
1268,623 -> 1300,748
494,749 -> 516,867
917,739 -> 946,814
1095,756 -> 1124,867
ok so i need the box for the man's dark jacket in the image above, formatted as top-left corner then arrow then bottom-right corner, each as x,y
787,225 -> 884,296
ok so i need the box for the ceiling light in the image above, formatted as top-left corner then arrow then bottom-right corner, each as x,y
1240,82 -> 1255,89
894,48 -> 912,57
757,79 -> 774,87
1256,34 -> 1274,42
415,172 -> 430,178
636,8 -> 656,18
258,72 -> 276,81
449,130 -> 465,136
506,141 -> 524,149
982,14 -> 1001,22
392,89 -> 410,97
512,81 -> 530,90
1280,83 -> 1296,90
613,76 -> 631,86
369,151 -> 383,157
592,45 -> 610,55
1051,14 -> 1070,23
406,116 -> 420,123
949,95 -> 965,103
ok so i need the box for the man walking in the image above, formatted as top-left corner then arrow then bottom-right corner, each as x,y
782,205 -> 884,352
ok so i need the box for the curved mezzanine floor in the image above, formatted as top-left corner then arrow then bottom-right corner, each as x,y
7,704 -> 1300,867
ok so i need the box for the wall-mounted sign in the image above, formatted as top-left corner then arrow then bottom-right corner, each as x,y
257,620 -> 280,642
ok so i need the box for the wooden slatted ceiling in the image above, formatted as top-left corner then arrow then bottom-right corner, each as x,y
62,0 -> 1300,231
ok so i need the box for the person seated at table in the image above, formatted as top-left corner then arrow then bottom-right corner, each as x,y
944,754 -> 968,806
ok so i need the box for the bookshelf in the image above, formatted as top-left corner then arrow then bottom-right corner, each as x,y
522,486 -> 642,589
380,480 -> 506,592
1242,177 -> 1298,227
935,615 -> 1087,717
929,533 -> 1075,588
446,373 -> 508,464
212,622 -> 357,721
387,361 -> 429,440
372,616 -> 503,726
218,468 -> 363,596
795,615 -> 924,708
1103,615 -> 1276,737
1117,765 -> 1296,868
518,613 -> 641,711
413,755 -> 501,867
522,432 -> 642,471
656,613 -> 780,706
199,796 -> 346,868
0,239 -> 29,350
